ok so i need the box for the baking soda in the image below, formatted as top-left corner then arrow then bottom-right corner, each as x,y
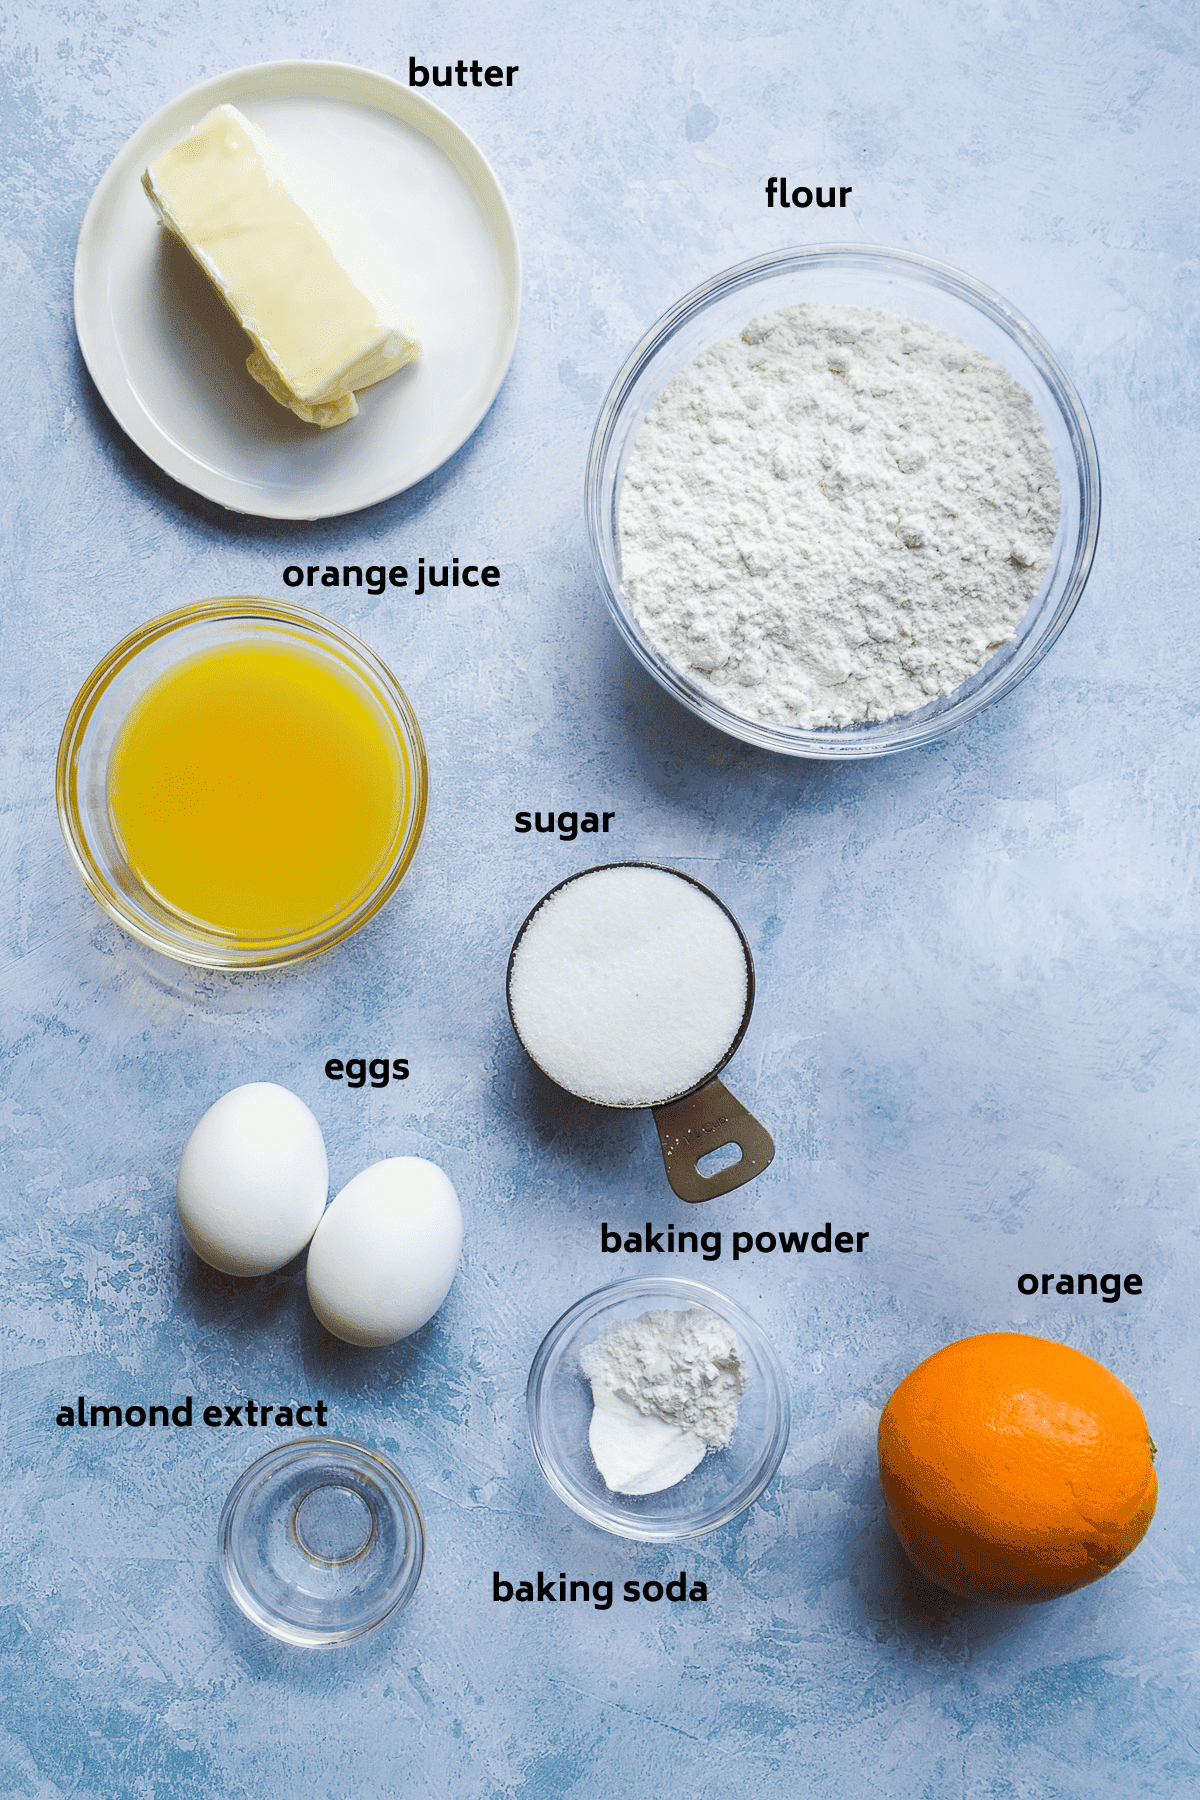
580,1306 -> 747,1495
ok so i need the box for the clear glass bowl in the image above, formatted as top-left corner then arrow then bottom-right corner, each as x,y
218,1439 -> 425,1647
527,1277 -> 790,1540
56,597 -> 428,968
585,244 -> 1101,758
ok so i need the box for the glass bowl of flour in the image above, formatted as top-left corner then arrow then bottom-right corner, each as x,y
527,1277 -> 790,1539
586,245 -> 1100,757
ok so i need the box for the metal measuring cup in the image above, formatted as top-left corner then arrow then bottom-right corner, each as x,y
506,863 -> 775,1203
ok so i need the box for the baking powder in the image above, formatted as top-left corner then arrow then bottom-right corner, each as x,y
619,303 -> 1060,729
580,1306 -> 747,1495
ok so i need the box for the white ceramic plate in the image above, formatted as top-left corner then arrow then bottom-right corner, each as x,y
74,62 -> 521,519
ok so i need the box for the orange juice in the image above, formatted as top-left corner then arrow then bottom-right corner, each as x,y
107,642 -> 407,939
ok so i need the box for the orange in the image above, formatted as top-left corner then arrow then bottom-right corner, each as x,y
878,1332 -> 1157,1604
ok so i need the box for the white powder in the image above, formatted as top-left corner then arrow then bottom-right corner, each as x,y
508,865 -> 748,1107
619,303 -> 1061,729
580,1306 -> 747,1495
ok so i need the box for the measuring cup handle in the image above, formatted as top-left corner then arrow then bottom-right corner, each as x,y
651,1078 -> 775,1203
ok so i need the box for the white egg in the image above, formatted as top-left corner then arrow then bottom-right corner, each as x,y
305,1158 -> 463,1347
176,1083 -> 328,1277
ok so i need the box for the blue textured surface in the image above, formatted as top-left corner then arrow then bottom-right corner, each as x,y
2,2 -> 1198,1795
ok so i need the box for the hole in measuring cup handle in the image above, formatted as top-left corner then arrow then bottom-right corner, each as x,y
652,1077 -> 775,1203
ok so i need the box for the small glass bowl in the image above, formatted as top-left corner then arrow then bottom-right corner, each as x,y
56,597 -> 428,968
585,244 -> 1101,758
218,1439 -> 424,1647
527,1277 -> 790,1540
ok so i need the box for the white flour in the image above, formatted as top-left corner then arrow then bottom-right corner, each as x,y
580,1306 -> 747,1495
619,303 -> 1060,729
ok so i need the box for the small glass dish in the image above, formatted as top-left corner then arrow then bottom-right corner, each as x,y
527,1277 -> 790,1540
217,1438 -> 424,1647
56,596 -> 427,968
585,244 -> 1101,758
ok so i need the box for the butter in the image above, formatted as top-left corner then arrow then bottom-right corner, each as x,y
142,104 -> 420,428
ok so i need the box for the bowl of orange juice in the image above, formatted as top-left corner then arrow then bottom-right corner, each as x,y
57,598 -> 427,968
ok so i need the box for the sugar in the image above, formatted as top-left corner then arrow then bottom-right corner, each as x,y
508,866 -> 749,1107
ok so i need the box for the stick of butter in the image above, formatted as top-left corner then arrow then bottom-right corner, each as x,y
142,103 -> 420,429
